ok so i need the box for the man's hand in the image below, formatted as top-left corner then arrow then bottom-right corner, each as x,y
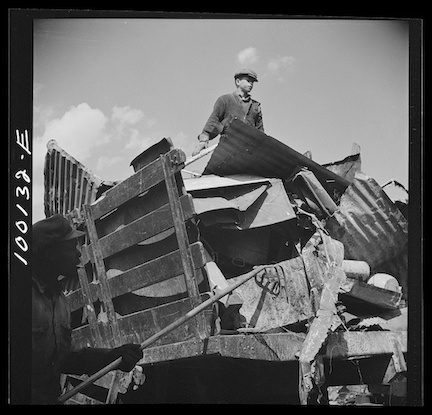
109,344 -> 142,372
192,133 -> 210,156
192,141 -> 209,156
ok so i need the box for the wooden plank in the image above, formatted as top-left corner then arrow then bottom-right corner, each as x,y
96,181 -> 168,239
108,241 -> 207,298
76,265 -> 104,347
118,293 -> 213,347
161,154 -> 208,340
71,293 -> 214,351
67,242 -> 206,312
91,148 -> 186,221
83,204 -> 123,348
95,194 -> 195,260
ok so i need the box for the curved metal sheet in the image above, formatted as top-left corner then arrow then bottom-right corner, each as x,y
203,119 -> 350,198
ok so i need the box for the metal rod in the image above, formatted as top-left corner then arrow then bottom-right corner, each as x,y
184,143 -> 218,167
58,265 -> 266,403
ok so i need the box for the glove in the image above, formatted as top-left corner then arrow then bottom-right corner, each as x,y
108,343 -> 142,372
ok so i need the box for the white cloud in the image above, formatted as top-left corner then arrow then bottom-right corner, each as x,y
237,47 -> 259,65
266,55 -> 296,79
32,103 -> 158,221
112,106 -> 144,125
125,129 -> 153,153
38,103 -> 109,162
96,155 -> 124,171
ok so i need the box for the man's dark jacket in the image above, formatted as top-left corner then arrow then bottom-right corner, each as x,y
32,277 -> 118,404
202,92 -> 264,139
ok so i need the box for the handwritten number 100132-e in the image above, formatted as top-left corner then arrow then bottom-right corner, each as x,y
14,129 -> 31,266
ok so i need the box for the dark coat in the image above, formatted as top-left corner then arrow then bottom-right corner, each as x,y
202,92 -> 264,139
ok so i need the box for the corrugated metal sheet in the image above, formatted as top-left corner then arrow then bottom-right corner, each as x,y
43,139 -> 115,219
325,171 -> 408,297
203,119 -> 350,199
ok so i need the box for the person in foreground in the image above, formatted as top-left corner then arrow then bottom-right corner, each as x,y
32,214 -> 142,404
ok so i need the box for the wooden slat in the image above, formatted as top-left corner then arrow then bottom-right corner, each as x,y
71,293 -> 213,351
67,241 -> 206,312
96,181 -> 168,239
108,241 -> 206,298
83,204 -> 123,348
91,148 -> 186,221
161,154 -> 208,340
96,194 -> 195,260
76,265 -> 104,347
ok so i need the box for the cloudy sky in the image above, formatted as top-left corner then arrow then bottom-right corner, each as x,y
32,16 -> 409,223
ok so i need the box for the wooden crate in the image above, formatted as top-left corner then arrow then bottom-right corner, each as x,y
63,139 -> 213,403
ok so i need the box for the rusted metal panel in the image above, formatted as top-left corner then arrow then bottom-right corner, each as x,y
203,119 -> 350,199
230,257 -> 314,330
325,171 -> 408,297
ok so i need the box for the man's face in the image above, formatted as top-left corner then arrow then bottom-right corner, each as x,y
56,238 -> 82,279
236,76 -> 255,94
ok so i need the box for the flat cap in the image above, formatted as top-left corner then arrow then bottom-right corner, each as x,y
33,214 -> 85,253
234,68 -> 258,82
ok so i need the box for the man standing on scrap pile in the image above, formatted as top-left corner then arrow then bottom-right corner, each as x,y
32,214 -> 142,404
192,68 -> 264,156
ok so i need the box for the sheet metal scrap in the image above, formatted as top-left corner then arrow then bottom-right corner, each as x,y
297,227 -> 347,405
44,139 -> 116,219
324,171 -> 408,297
203,119 -> 350,199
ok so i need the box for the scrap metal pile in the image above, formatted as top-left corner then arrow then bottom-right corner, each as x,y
44,118 -> 408,405
183,119 -> 408,404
